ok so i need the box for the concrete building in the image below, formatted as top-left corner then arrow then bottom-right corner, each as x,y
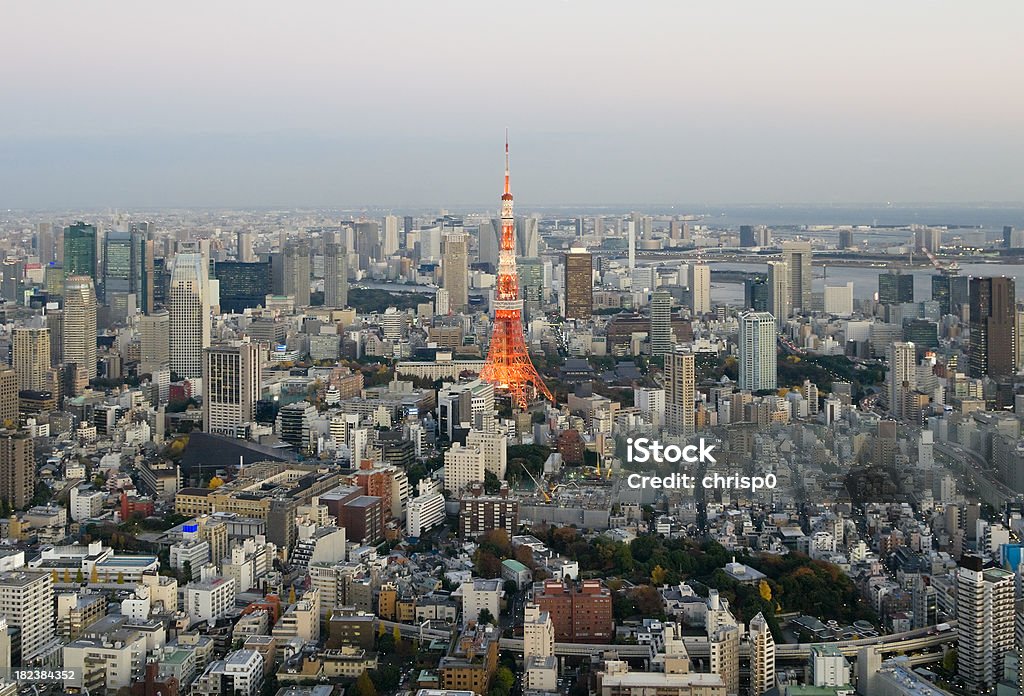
748,612 -> 775,696
665,345 -> 695,436
203,342 -> 261,437
169,253 -> 211,380
63,276 -> 98,382
738,312 -> 777,392
956,555 -> 1014,692
458,579 -> 502,628
767,261 -> 790,325
443,443 -> 486,496
688,262 -> 711,315
443,231 -> 469,313
11,327 -> 50,393
0,570 -> 55,665
781,241 -> 812,314
564,246 -> 593,319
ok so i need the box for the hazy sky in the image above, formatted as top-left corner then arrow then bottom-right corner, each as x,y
2,1 -> 1023,208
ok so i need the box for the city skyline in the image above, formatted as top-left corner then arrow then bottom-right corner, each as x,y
3,2 -> 1024,208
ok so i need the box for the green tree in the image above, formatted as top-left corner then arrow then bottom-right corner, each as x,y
478,608 -> 496,626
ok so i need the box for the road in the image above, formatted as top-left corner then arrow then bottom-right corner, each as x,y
935,442 -> 1015,508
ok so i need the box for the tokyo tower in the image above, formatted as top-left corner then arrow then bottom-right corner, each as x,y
479,135 -> 554,410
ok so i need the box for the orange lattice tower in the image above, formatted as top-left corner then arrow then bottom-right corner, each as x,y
479,135 -> 554,410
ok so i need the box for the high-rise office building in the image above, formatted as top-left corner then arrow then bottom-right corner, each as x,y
442,231 -> 469,313
382,215 -> 400,257
203,342 -> 261,437
478,220 -> 500,270
838,228 -> 854,249
63,276 -> 97,381
956,555 -> 1014,692
283,240 -> 311,307
518,258 -> 544,319
627,221 -> 636,271
0,430 -> 34,512
102,230 -> 133,302
887,342 -> 917,421
781,241 -> 812,314
744,276 -> 769,312
649,291 -> 674,358
738,312 -> 777,392
0,570 -> 55,665
749,612 -> 776,696
878,270 -> 913,305
665,345 -> 695,436
516,217 -> 539,258
46,310 -> 63,367
354,221 -> 380,270
132,227 -> 155,314
767,261 -> 790,325
323,239 -> 349,309
214,261 -> 272,314
11,327 -> 51,392
138,310 -> 171,376
237,230 -> 255,262
563,246 -> 593,320
823,283 -> 854,317
63,222 -> 98,282
36,222 -> 55,266
969,276 -> 1016,379
168,254 -> 211,380
688,262 -> 711,315
932,272 -> 968,317
740,225 -> 771,248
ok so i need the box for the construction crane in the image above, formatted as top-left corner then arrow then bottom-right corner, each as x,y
519,463 -> 551,503
920,246 -> 961,276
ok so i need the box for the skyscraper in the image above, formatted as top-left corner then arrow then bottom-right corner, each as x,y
749,612 -> 776,696
442,231 -> 469,313
649,291 -> 674,358
887,342 -> 917,421
138,310 -> 171,376
323,238 -> 349,309
878,270 -> 913,305
738,312 -> 777,392
237,230 -> 255,262
102,230 -> 133,304
767,261 -> 790,325
0,369 -> 16,428
479,138 -> 553,410
214,261 -> 272,313
11,327 -> 51,392
781,241 -> 812,314
627,221 -> 636,272
563,246 -> 593,320
688,262 -> 711,315
63,222 -> 98,282
956,555 -> 1014,692
168,253 -> 211,380
36,222 -> 55,265
354,221 -> 380,270
838,228 -> 854,249
932,272 -> 968,317
477,220 -> 500,270
969,276 -> 1016,379
665,345 -> 695,436
283,239 -> 311,307
203,342 -> 261,437
0,430 -> 34,512
63,276 -> 98,381
382,215 -> 400,257
744,276 -> 769,312
516,217 -> 539,258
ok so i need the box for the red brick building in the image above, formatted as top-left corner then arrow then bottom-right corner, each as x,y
533,579 -> 613,643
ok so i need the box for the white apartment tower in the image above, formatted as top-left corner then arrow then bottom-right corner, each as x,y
956,556 -> 1014,692
203,342 -> 262,436
169,253 -> 211,379
738,311 -> 777,392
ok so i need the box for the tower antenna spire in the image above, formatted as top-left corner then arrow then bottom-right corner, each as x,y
504,128 -> 510,196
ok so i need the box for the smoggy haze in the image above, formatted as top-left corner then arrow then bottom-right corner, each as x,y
2,1 -> 1023,208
